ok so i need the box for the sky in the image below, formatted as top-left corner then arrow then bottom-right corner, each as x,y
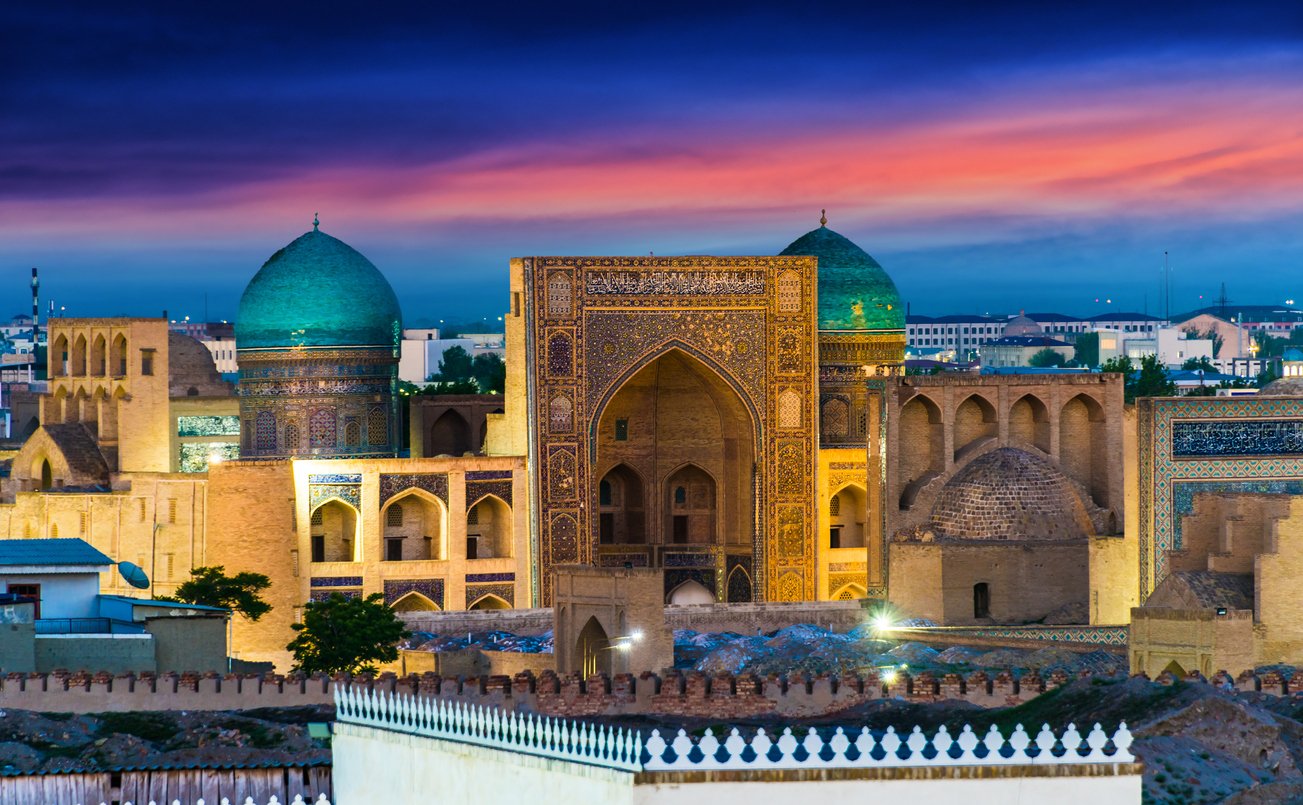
3,1 -> 1303,325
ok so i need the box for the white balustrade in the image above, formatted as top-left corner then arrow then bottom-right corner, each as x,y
335,687 -> 1134,774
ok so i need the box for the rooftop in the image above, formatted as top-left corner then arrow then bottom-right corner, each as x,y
0,538 -> 112,568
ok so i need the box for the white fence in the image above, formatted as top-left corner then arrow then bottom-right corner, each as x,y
334,686 -> 1134,773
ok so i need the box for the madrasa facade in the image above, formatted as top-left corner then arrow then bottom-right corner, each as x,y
0,216 -> 1142,668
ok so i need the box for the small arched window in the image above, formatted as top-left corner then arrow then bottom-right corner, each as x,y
674,486 -> 687,506
367,407 -> 387,446
829,494 -> 841,516
344,420 -> 361,447
284,422 -> 300,451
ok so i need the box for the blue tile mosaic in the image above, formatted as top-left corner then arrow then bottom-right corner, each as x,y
465,573 -> 515,583
307,473 -> 362,484
310,576 -> 364,588
465,470 -> 513,481
1173,420 -> 1303,458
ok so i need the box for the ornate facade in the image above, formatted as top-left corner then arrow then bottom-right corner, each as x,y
236,225 -> 402,460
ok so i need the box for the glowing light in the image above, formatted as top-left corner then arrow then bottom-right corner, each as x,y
629,629 -> 644,642
873,614 -> 894,632
207,452 -> 225,465
614,642 -> 631,652
881,670 -> 898,685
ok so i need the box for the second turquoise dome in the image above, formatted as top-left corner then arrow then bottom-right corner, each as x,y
780,223 -> 904,332
238,229 -> 403,350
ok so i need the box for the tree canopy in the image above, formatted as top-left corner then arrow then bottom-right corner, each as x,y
435,346 -> 474,382
287,592 -> 410,675
1100,353 -> 1176,402
1182,356 -> 1215,372
1028,348 -> 1067,368
170,566 -> 272,621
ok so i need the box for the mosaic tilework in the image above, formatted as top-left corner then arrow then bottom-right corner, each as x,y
309,483 -> 360,511
893,625 -> 1127,647
466,479 -> 513,509
663,550 -> 716,568
1173,419 -> 1303,457
726,564 -> 753,602
310,576 -> 364,588
310,589 -> 361,602
309,473 -> 363,484
665,568 -> 718,599
466,470 -> 513,481
378,473 -> 448,507
1140,396 -> 1303,599
466,572 -> 515,583
596,552 -> 650,568
383,578 -> 445,609
466,583 -> 514,608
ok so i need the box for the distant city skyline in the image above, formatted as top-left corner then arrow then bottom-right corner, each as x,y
4,2 -> 1302,322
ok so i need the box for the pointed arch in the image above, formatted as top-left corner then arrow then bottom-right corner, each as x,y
1060,393 -> 1108,508
575,615 -> 610,676
831,583 -> 867,601
466,494 -> 511,559
90,334 -> 107,376
390,591 -> 440,612
726,565 -> 753,603
381,488 -> 447,561
52,334 -> 69,377
953,393 -> 997,462
110,333 -> 128,377
1009,393 -> 1051,453
597,463 -> 646,545
898,393 -> 944,510
429,409 -> 472,456
308,498 -> 360,563
70,334 -> 87,376
468,593 -> 511,611
664,463 -> 718,545
667,578 -> 714,605
828,483 -> 868,549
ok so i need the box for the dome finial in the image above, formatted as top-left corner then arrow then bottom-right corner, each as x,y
820,209 -> 827,227
312,212 -> 319,232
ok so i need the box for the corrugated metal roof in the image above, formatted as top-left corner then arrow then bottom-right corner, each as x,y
98,594 -> 228,613
0,538 -> 112,567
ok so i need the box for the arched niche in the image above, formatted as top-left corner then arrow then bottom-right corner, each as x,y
70,335 -> 87,377
468,593 -> 511,611
898,394 -> 943,509
52,334 -> 69,377
598,463 -> 646,545
429,409 -> 472,456
466,495 -> 512,559
665,464 -> 717,545
594,347 -> 756,548
381,490 -> 446,562
110,334 -> 128,377
667,578 -> 714,605
90,335 -> 106,377
391,591 -> 440,612
828,484 -> 868,549
1060,393 -> 1109,507
953,393 -> 997,462
1009,394 -> 1051,453
575,616 -> 611,677
309,499 -> 360,563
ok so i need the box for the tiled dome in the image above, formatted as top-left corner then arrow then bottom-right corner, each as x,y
237,228 -> 402,350
779,219 -> 903,332
928,448 -> 1092,540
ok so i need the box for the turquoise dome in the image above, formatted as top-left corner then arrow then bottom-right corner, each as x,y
780,223 -> 904,332
238,229 -> 402,350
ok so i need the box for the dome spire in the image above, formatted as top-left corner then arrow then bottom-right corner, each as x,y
820,209 -> 827,227
312,212 -> 319,232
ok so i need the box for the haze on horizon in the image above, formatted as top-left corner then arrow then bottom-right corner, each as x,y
3,1 -> 1303,325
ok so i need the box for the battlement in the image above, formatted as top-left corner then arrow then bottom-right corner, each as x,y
0,666 -> 1288,717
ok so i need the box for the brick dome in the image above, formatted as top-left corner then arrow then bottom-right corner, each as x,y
928,448 -> 1091,540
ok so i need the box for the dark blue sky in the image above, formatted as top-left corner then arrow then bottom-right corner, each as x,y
3,1 -> 1303,324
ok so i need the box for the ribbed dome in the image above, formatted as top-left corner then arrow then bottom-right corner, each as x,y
1259,377 -> 1303,397
237,229 -> 402,350
928,448 -> 1091,540
779,223 -> 903,332
1003,315 -> 1042,336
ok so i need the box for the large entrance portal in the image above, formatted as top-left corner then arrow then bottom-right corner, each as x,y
593,349 -> 755,595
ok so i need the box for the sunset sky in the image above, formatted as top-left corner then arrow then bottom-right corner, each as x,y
4,1 -> 1303,324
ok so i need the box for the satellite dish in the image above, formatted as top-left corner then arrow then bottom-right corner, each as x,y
117,561 -> 150,590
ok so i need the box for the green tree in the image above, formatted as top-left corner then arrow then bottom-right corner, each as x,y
471,353 -> 506,393
1100,354 -> 1176,402
1074,332 -> 1100,368
435,346 -> 473,382
170,566 -> 272,621
1182,356 -> 1215,372
422,379 -> 480,395
287,593 -> 410,675
1028,348 -> 1066,368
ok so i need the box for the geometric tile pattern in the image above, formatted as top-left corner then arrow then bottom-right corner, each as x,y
1139,396 -> 1303,599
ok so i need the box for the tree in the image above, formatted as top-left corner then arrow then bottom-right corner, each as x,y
435,346 -> 473,382
287,593 -> 410,675
170,566 -> 272,621
1182,356 -> 1215,372
1101,354 -> 1175,403
471,353 -> 506,393
1074,332 -> 1100,368
1028,348 -> 1066,368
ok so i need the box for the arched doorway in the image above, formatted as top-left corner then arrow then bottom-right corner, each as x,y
594,349 -> 755,549
38,459 -> 52,491
429,410 -> 472,456
575,616 -> 611,676
381,491 -> 445,562
466,495 -> 512,559
667,579 -> 714,605
828,485 -> 867,549
598,464 -> 646,544
665,464 -> 717,545
309,500 -> 359,563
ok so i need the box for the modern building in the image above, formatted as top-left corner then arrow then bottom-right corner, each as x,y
981,335 -> 1075,368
